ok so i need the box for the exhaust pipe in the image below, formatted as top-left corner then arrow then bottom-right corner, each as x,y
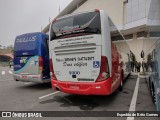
54,84 -> 61,91
55,86 -> 61,91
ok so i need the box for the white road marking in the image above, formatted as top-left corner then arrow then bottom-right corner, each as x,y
126,75 -> 140,120
39,91 -> 60,100
9,70 -> 12,74
2,71 -> 5,75
0,80 -> 13,82
24,82 -> 32,85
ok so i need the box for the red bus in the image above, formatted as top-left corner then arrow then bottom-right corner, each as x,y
49,10 -> 131,95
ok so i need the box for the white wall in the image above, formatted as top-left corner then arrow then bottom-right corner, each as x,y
125,0 -> 151,24
147,0 -> 160,26
73,0 -> 124,29
124,0 -> 151,30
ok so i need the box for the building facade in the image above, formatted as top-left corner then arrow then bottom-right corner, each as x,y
43,0 -> 160,66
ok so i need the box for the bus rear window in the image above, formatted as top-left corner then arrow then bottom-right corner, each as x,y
14,36 -> 38,51
51,11 -> 101,40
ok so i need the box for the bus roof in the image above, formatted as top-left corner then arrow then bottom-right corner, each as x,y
53,9 -> 108,22
15,32 -> 48,38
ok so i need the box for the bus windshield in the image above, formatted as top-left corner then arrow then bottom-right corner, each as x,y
51,11 -> 101,40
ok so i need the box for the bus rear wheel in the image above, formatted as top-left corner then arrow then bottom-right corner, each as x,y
151,84 -> 156,104
118,81 -> 123,91
118,71 -> 123,91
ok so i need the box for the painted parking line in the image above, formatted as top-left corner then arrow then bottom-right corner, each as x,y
39,91 -> 60,100
9,70 -> 13,74
2,71 -> 5,75
0,79 -> 14,82
24,82 -> 32,85
126,75 -> 140,120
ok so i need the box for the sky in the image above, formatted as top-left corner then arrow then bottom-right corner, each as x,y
0,0 -> 72,47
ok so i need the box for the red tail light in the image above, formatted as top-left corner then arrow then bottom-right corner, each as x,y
50,59 -> 57,80
39,57 -> 43,66
39,57 -> 43,74
96,56 -> 110,82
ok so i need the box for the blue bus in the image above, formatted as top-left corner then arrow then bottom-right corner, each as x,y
13,32 -> 50,83
151,40 -> 160,111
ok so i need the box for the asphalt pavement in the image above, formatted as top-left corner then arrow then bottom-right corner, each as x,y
0,67 -> 159,120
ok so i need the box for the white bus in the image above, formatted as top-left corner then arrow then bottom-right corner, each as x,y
49,9 -> 130,95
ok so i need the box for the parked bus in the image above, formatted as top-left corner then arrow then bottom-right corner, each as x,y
13,32 -> 50,83
147,31 -> 160,111
154,41 -> 160,111
49,10 -> 130,95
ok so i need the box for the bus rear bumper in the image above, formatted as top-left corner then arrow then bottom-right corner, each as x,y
13,74 -> 50,83
51,78 -> 112,95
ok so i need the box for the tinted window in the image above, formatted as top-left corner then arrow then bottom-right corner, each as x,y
14,35 -> 38,51
51,11 -> 101,40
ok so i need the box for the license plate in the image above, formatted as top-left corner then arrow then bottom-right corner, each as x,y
69,85 -> 79,90
21,75 -> 27,78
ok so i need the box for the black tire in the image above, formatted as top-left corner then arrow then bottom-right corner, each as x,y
151,84 -> 156,104
118,71 -> 124,91
118,81 -> 123,91
148,78 -> 152,91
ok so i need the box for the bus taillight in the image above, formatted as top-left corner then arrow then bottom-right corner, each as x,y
96,56 -> 110,82
39,57 -> 43,74
50,59 -> 57,80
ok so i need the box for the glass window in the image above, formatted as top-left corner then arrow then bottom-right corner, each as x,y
14,35 -> 38,51
51,11 -> 101,40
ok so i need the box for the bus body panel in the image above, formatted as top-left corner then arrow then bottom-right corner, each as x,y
13,55 -> 42,82
113,41 -> 131,78
50,34 -> 102,82
14,74 -> 43,83
14,56 -> 39,75
154,41 -> 160,111
13,32 -> 50,83
100,11 -> 112,76
51,78 -> 112,95
111,43 -> 121,92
